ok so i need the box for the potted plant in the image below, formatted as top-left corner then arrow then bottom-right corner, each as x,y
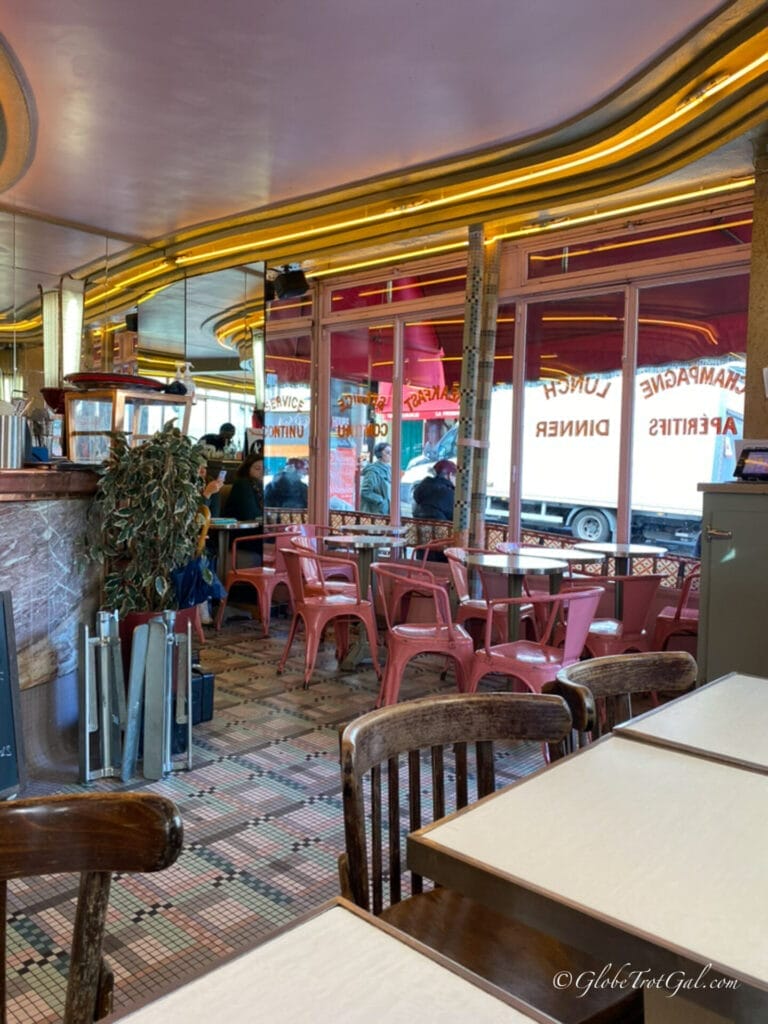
85,421 -> 211,625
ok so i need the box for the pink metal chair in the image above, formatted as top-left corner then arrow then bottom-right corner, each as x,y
290,533 -> 357,589
574,574 -> 664,657
652,570 -> 699,651
278,547 -> 381,688
466,586 -> 604,695
371,562 -> 475,706
214,531 -> 295,634
445,547 -> 538,644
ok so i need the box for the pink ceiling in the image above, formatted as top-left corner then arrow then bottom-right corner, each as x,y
1,0 -> 727,245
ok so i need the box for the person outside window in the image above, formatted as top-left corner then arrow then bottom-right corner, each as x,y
360,442 -> 392,514
200,422 -> 238,457
264,458 -> 309,508
412,459 -> 457,521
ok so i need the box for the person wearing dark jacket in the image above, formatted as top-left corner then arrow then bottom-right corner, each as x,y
223,454 -> 263,520
264,458 -> 309,508
412,459 -> 457,520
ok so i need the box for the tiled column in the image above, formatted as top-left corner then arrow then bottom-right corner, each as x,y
453,225 -> 484,539
745,130 -> 768,439
470,240 -> 500,547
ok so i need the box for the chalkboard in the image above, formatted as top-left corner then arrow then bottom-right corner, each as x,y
0,591 -> 25,799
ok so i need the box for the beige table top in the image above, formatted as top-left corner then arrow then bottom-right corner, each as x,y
409,737 -> 768,998
466,552 -> 568,576
341,523 -> 409,535
615,672 -> 768,775
572,541 -> 667,559
325,534 -> 407,550
110,900 -> 543,1023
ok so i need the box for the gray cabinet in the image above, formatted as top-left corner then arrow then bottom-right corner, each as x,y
698,483 -> 768,682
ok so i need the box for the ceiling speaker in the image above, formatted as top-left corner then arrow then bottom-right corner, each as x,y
273,268 -> 309,299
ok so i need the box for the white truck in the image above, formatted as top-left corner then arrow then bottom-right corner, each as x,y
400,360 -> 744,555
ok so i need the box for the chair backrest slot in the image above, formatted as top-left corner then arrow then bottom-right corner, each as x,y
340,693 -> 573,916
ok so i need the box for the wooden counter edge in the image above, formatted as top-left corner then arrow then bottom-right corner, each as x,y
0,467 -> 99,501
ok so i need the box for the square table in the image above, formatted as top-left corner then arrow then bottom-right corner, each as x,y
408,737 -> 768,1022
615,671 -> 768,775
107,899 -> 544,1023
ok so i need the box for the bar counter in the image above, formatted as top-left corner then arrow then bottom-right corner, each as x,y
0,465 -> 101,780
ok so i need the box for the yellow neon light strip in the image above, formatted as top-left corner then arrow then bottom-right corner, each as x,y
354,273 -> 467,297
529,216 -> 752,261
491,177 -> 754,242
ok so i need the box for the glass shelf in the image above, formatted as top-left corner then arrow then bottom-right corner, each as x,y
63,388 -> 192,464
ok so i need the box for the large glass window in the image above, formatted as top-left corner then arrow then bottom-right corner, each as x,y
631,274 -> 748,554
264,333 -> 311,508
521,294 -> 625,543
330,325 -> 394,513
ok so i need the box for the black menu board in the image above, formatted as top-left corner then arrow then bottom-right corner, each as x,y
0,592 -> 25,798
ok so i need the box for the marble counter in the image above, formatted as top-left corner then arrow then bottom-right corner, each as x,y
0,468 -> 100,781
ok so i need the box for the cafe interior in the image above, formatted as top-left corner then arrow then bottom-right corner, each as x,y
1,2 -> 768,1022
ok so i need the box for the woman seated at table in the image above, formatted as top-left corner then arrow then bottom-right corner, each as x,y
222,454 -> 262,520
222,454 -> 263,560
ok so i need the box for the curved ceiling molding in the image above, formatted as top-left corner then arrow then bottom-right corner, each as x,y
73,0 -> 768,318
0,34 -> 36,194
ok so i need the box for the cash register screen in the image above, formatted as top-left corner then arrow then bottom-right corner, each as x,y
735,448 -> 768,480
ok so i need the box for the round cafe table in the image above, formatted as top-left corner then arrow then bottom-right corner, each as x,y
324,533 -> 408,669
571,541 -> 667,577
338,523 -> 409,537
572,541 -> 667,616
502,545 -> 605,573
465,552 -> 568,641
208,519 -> 262,579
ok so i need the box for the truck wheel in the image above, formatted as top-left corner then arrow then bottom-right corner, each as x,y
571,508 -> 612,543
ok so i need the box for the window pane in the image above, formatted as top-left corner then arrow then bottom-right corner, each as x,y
330,267 -> 467,313
527,215 -> 752,280
330,325 -> 394,513
631,275 -> 748,555
264,333 -> 311,509
522,294 -> 625,543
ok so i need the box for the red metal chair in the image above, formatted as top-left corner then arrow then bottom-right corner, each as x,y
652,570 -> 699,651
290,533 -> 357,589
574,574 -> 664,657
278,547 -> 381,688
445,546 -> 538,644
214,531 -> 295,634
371,562 -> 475,706
466,586 -> 604,695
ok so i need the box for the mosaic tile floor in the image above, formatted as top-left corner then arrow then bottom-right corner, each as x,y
6,614 -> 545,1024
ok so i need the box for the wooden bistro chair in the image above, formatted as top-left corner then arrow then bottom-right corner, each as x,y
0,792 -> 182,1024
371,562 -> 474,706
544,649 -> 698,747
339,693 -> 642,1024
277,547 -> 381,688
